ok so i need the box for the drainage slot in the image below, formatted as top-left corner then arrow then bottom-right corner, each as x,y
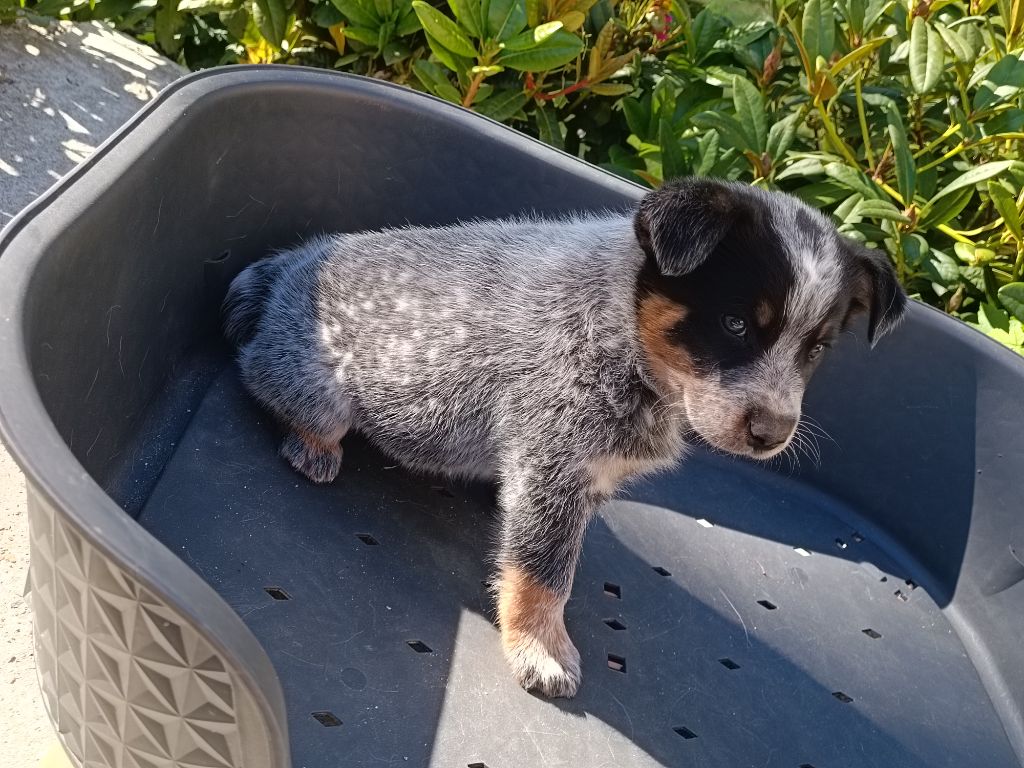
607,653 -> 627,673
603,582 -> 622,599
852,532 -> 864,543
757,599 -> 777,610
862,628 -> 882,639
696,518 -> 713,528
467,763 -> 488,768
832,691 -> 853,703
312,711 -> 342,727
604,618 -> 627,631
651,566 -> 671,576
673,726 -> 698,740
264,587 -> 290,601
793,547 -> 811,557
356,533 -> 379,546
718,657 -> 740,670
835,538 -> 848,549
407,640 -> 433,654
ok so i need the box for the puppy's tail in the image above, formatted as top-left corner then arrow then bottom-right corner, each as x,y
222,256 -> 285,347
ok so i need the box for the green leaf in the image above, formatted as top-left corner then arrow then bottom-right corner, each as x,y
474,88 -> 528,120
824,162 -> 881,199
498,29 -> 582,70
659,118 -> 686,181
395,7 -> 422,33
424,30 -> 469,71
691,111 -> 751,154
790,180 -> 850,207
989,182 -> 1023,241
919,185 -> 973,228
828,37 -> 887,75
852,198 -> 911,223
503,20 -> 562,50
908,17 -> 943,94
534,106 -> 563,148
933,21 -> 972,63
694,130 -> 719,176
487,0 -> 527,41
373,0 -> 392,21
766,113 -> 799,164
621,97 -> 649,140
253,0 -> 288,47
344,25 -> 380,44
928,161 -> 1024,204
691,9 -> 730,61
978,302 -> 1010,333
413,59 -> 463,103
973,53 -> 1024,112
885,105 -> 915,203
802,0 -> 835,67
447,0 -> 482,38
413,1 -> 478,57
331,0 -> 378,27
177,0 -> 238,12
926,249 -> 960,286
155,0 -> 186,53
732,76 -> 766,153
999,283 -> 1024,323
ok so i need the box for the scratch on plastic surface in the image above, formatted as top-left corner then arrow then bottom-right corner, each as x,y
84,368 -> 99,402
105,304 -> 120,345
609,690 -> 634,740
85,428 -> 102,457
152,196 -> 163,235
138,345 -> 150,382
719,587 -> 751,647
118,336 -> 124,377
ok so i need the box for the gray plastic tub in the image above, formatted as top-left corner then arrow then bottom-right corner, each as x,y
1,67 -> 1023,768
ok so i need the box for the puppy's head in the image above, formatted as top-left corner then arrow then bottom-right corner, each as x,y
635,178 -> 906,460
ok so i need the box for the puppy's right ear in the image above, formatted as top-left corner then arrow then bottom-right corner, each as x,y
634,178 -> 743,277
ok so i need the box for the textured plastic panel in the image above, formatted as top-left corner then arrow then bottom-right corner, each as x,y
26,489 -> 274,768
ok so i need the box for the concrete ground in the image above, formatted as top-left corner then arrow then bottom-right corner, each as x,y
0,18 -> 183,766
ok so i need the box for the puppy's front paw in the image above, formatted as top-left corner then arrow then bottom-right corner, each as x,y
504,627 -> 581,698
280,429 -> 342,484
497,566 -> 581,698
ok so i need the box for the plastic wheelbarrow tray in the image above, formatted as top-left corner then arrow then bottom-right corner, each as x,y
1,67 -> 1023,768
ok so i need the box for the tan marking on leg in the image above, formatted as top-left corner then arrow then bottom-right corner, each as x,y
588,453 -> 676,496
497,566 -> 581,698
636,292 -> 695,393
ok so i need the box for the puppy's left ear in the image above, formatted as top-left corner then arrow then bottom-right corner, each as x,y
844,240 -> 907,346
634,178 -> 744,277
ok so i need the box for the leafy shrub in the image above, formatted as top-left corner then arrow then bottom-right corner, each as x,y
11,0 -> 1024,352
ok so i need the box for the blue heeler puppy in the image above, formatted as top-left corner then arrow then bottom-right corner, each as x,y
223,178 -> 906,698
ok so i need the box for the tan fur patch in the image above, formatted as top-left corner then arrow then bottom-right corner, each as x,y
588,453 -> 676,496
755,300 -> 774,327
497,566 -> 580,697
637,292 -> 694,392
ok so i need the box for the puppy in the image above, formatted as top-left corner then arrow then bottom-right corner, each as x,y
223,178 -> 906,698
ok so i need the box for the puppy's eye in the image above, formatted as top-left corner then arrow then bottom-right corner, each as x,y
722,315 -> 747,337
808,342 -> 826,360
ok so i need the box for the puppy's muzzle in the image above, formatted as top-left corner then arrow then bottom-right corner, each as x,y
745,409 -> 797,452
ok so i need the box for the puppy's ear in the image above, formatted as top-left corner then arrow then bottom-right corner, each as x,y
844,240 -> 907,346
634,178 -> 743,277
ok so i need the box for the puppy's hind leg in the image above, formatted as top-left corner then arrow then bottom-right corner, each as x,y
280,426 -> 346,484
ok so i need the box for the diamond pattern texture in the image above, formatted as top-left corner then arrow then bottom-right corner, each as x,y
28,495 -> 257,768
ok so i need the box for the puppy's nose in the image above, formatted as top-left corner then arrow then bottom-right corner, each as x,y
746,410 -> 796,451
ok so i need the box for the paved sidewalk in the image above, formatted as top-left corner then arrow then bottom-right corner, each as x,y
0,18 -> 183,766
